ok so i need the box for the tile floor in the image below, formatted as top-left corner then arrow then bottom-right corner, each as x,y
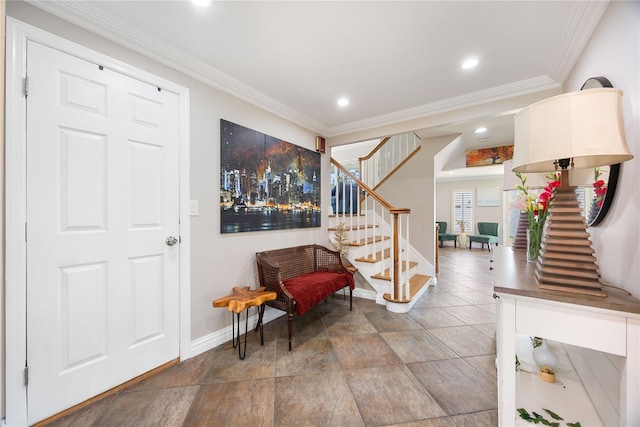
47,246 -> 498,427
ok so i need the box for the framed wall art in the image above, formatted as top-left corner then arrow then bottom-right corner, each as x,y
220,119 -> 321,233
477,187 -> 501,207
466,145 -> 514,167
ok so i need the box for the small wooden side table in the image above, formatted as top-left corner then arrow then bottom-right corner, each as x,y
213,286 -> 276,359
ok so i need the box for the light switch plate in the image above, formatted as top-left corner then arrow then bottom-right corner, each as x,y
190,200 -> 199,216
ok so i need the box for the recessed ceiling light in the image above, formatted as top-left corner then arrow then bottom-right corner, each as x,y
462,57 -> 479,69
337,97 -> 349,107
474,127 -> 487,133
191,0 -> 211,7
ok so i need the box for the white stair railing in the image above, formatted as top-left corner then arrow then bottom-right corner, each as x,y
359,132 -> 421,190
330,159 -> 412,301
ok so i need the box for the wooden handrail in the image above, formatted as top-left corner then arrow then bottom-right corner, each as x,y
358,137 -> 390,162
331,158 -> 398,212
372,145 -> 422,192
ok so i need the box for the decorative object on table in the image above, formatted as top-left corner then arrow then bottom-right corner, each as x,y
532,338 -> 558,382
512,78 -> 634,297
588,166 -> 608,224
212,286 -> 277,359
502,160 -> 551,251
513,172 -> 560,262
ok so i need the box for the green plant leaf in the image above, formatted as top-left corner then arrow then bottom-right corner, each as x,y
517,408 -> 533,421
566,423 -> 581,427
543,408 -> 564,420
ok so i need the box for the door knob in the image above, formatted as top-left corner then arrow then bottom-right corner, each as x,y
165,236 -> 178,246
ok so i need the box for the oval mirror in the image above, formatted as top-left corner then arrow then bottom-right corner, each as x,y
580,76 -> 619,227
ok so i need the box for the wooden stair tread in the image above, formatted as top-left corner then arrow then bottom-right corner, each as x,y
349,235 -> 390,247
371,261 -> 418,280
355,248 -> 391,263
383,274 -> 432,303
328,224 -> 377,231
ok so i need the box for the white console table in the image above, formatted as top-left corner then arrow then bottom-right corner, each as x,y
493,247 -> 640,426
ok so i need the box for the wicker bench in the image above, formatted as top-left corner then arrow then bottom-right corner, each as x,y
256,244 -> 355,350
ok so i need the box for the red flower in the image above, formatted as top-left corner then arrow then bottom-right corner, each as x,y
593,178 -> 607,207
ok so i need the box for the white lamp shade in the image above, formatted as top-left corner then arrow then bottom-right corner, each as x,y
512,88 -> 633,173
504,159 -> 596,189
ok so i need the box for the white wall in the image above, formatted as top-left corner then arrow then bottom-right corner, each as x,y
436,178 -> 504,240
4,2 -> 329,351
1,0 -> 6,418
564,0 -> 639,297
375,135 -> 452,264
561,2 -> 639,424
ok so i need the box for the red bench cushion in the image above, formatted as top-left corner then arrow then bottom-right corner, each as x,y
283,271 -> 354,315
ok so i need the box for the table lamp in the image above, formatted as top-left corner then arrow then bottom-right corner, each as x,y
512,87 -> 633,297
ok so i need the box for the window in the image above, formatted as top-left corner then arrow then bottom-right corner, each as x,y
453,190 -> 473,233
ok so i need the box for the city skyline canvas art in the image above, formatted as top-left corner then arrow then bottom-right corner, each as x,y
220,119 -> 321,233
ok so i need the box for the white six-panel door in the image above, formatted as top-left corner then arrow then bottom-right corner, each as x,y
25,40 -> 180,423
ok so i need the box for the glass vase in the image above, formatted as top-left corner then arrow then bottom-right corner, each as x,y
526,227 -> 542,263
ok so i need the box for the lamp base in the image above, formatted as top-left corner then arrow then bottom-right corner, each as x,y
535,183 -> 606,297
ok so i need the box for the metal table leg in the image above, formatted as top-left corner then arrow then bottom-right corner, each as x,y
231,309 -> 249,360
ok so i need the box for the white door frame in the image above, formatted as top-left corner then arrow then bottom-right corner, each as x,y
4,18 -> 191,426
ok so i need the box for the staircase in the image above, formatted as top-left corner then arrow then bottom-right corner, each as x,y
329,133 -> 436,313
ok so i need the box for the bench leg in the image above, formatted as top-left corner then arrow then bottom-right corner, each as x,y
256,304 -> 266,345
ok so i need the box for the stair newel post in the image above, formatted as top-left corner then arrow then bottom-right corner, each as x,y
340,174 -> 346,223
367,197 -> 375,259
405,214 -> 410,300
355,182 -> 361,244
392,212 -> 400,301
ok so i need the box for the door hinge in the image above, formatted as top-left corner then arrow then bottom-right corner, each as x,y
24,366 -> 29,386
24,76 -> 29,97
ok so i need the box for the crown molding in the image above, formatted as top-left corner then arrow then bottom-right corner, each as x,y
325,76 -> 561,137
26,0 -> 329,134
27,0 -> 600,137
547,0 -> 610,84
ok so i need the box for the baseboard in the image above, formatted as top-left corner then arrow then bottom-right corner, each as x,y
353,288 -> 377,301
186,308 -> 285,359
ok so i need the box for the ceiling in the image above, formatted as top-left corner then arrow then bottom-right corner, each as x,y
26,0 -> 610,179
